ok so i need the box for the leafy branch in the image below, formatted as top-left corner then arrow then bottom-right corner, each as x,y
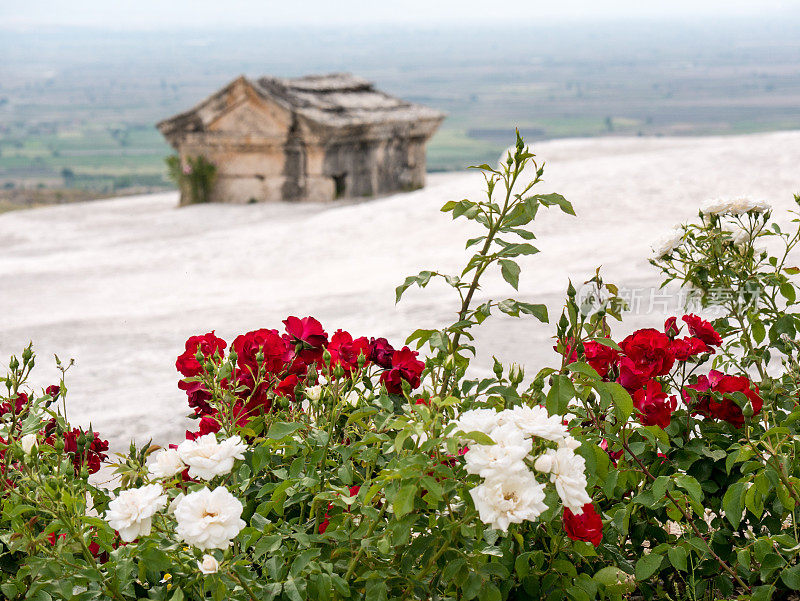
395,131 -> 575,399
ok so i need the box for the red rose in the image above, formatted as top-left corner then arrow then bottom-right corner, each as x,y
274,374 -> 300,400
664,317 -> 680,338
632,380 -> 676,428
380,347 -> 425,394
45,385 -> 61,399
283,316 -> 328,349
57,428 -> 109,475
563,503 -> 603,547
368,337 -> 395,369
178,379 -> 214,416
682,314 -> 722,347
685,370 -> 762,427
617,357 -> 646,391
619,329 -> 675,379
283,317 -> 328,374
583,341 -> 619,378
176,331 -> 227,378
233,329 -> 292,376
328,330 -> 370,374
0,392 -> 29,417
670,337 -> 713,361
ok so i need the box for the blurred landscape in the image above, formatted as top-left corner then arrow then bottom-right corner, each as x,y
1,17 -> 800,209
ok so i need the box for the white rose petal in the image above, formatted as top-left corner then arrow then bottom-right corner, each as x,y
20,433 -> 37,455
701,196 -> 772,216
305,385 -> 322,401
651,226 -> 685,258
463,423 -> 532,480
450,409 -> 501,439
198,554 -> 220,575
146,448 -> 185,479
104,484 -> 167,542
498,405 -> 570,444
533,447 -> 592,513
174,486 -> 245,550
177,434 -> 247,481
469,471 -> 548,532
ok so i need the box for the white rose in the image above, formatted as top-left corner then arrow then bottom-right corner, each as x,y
305,385 -> 322,401
20,433 -> 37,455
728,197 -> 771,215
469,471 -> 548,532
463,423 -> 532,480
197,554 -> 220,575
498,405 -> 569,444
146,448 -> 185,479
700,197 -> 734,215
558,435 -> 581,451
450,409 -> 501,439
651,226 -> 685,258
104,484 -> 167,542
533,447 -> 592,513
177,434 -> 247,481
174,486 -> 245,550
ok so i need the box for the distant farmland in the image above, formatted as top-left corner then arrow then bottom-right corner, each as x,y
1,18 -> 800,200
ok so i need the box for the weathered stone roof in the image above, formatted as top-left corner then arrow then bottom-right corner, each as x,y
157,73 -> 445,138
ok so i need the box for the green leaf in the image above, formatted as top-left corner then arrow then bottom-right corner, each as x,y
751,318 -> 766,344
283,578 -> 304,601
393,484 -> 417,517
266,421 -> 303,440
635,553 -> 663,581
668,546 -> 688,572
499,259 -> 521,290
674,474 -> 703,504
546,375 -> 576,415
535,192 -> 576,216
478,583 -> 502,601
516,301 -> 548,322
723,481 -> 746,529
781,565 -> 800,591
782,565 -> 800,590
566,361 -> 600,379
590,337 -> 623,352
605,382 -> 633,422
751,584 -> 775,601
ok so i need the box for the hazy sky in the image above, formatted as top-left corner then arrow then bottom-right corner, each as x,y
3,0 -> 800,29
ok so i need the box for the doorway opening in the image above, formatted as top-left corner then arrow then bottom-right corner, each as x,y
333,173 -> 347,199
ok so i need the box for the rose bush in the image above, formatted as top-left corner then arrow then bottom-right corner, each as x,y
1,133 -> 799,601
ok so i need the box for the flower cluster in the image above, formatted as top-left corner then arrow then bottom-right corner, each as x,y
699,196 -> 772,216
451,406 -> 597,541
563,313 -> 762,430
684,370 -> 764,428
651,226 -> 685,258
106,432 -> 247,557
175,317 -> 424,438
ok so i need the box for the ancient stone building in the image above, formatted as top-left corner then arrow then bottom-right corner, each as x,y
157,74 -> 445,204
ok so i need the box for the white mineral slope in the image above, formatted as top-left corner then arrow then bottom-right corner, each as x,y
1,131 -> 799,448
